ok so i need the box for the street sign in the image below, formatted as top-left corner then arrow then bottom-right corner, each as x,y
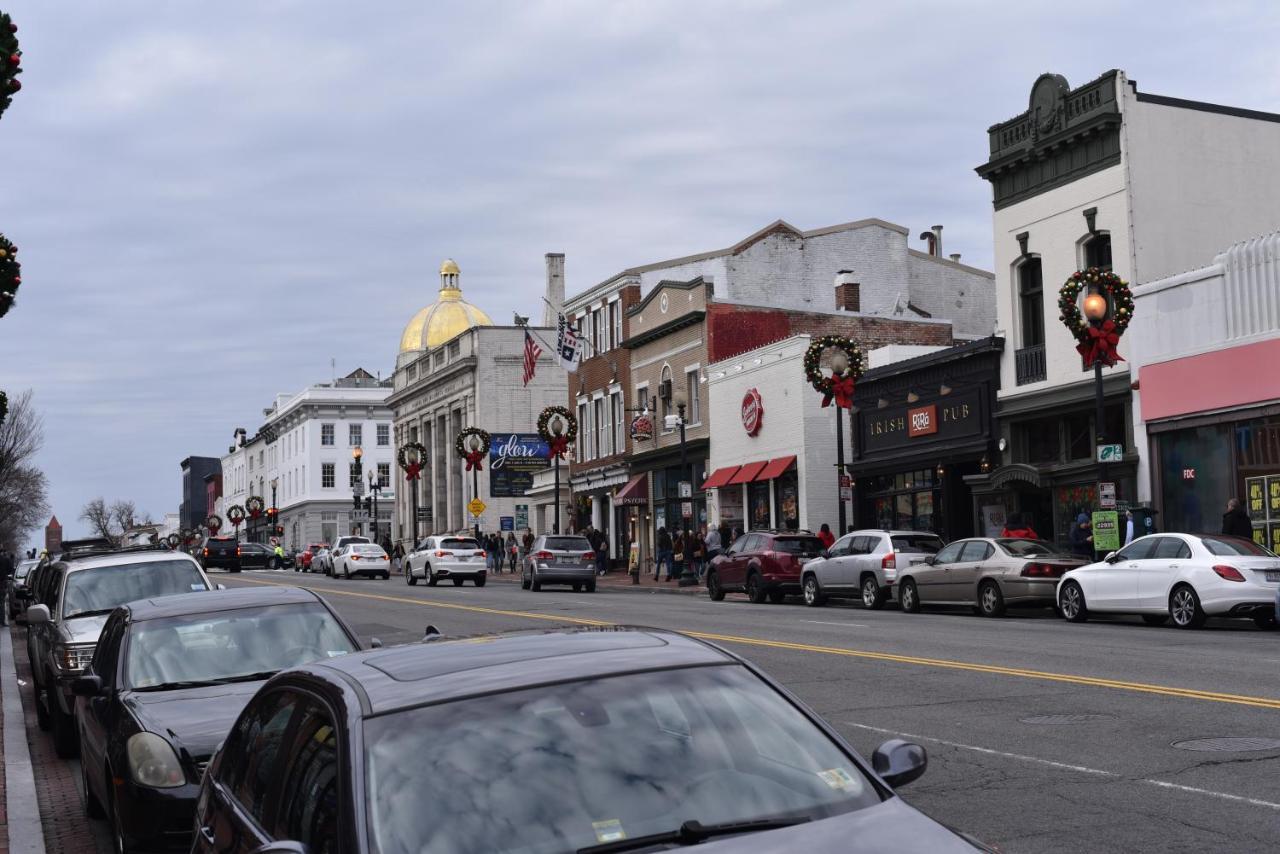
500,516 -> 514,531
1099,481 -> 1117,509
840,487 -> 852,502
681,501 -> 693,518
839,475 -> 852,489
416,507 -> 431,520
350,510 -> 370,521
1092,511 -> 1120,552
1096,443 -> 1124,462
679,481 -> 692,499
353,481 -> 365,497
468,498 -> 487,517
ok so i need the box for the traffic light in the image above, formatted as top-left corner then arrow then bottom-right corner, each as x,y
352,494 -> 361,511
364,496 -> 373,513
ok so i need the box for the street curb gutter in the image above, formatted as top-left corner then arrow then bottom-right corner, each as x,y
2,628 -> 47,854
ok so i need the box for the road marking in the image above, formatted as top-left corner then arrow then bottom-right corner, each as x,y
225,577 -> 1280,711
803,620 -> 869,628
1140,780 -> 1280,811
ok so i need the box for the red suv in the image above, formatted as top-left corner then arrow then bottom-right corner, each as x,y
707,531 -> 826,604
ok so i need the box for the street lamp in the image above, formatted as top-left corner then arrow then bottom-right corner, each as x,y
830,350 -> 851,534
468,433 -> 483,541
549,412 -> 567,535
1083,291 -> 1109,556
368,472 -> 381,546
665,395 -> 698,587
351,446 -> 364,537
270,477 -> 278,544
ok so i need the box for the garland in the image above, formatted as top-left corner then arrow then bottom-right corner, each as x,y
0,233 -> 19,319
1059,268 -> 1133,368
803,335 -> 864,409
245,495 -> 265,520
204,514 -> 222,534
537,405 -> 578,459
454,427 -> 490,471
397,441 -> 428,481
226,504 -> 246,527
0,12 -> 20,122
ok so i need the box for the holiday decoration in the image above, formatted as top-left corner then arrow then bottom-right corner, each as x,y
454,427 -> 491,471
0,11 -> 20,122
205,514 -> 222,535
0,233 -> 19,319
397,441 -> 428,480
803,335 -> 864,408
165,533 -> 181,549
537,405 -> 578,459
245,495 -> 265,520
226,504 -> 246,527
1058,268 -> 1133,368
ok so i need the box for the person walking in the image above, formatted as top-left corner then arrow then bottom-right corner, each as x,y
1222,498 -> 1254,539
522,528 -> 534,568
506,531 -> 519,572
817,523 -> 835,550
273,542 -> 286,569
594,529 -> 608,576
1069,513 -> 1094,558
392,541 -> 405,575
656,527 -> 673,581
1000,512 -> 1039,540
703,524 -> 721,578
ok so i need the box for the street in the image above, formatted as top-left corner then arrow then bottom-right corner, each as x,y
207,570 -> 1280,854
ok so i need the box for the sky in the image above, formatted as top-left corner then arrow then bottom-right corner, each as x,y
1,0 -> 1278,541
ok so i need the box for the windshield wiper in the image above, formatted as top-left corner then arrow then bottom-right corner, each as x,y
133,679 -> 226,692
213,670 -> 279,684
64,608 -> 117,620
577,816 -> 812,853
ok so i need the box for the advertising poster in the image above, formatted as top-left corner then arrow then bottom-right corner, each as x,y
515,504 -> 529,531
1269,522 -> 1280,555
1268,476 -> 1280,519
489,433 -> 550,498
500,516 -> 514,532
1247,476 -> 1266,521
1091,511 -> 1120,552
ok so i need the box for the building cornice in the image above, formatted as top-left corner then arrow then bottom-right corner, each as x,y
623,311 -> 706,350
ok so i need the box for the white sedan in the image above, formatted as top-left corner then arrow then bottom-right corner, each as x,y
1057,533 -> 1280,629
332,543 -> 391,580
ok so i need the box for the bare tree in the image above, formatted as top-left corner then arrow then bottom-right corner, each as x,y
0,391 -> 50,551
80,497 -> 116,541
80,497 -> 157,545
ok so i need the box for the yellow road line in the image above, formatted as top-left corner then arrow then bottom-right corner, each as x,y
230,576 -> 1280,711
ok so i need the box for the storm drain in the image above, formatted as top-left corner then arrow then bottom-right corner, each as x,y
1020,714 -> 1116,725
1172,737 -> 1280,752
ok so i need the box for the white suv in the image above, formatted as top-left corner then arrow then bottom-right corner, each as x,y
406,536 -> 488,587
801,530 -> 944,609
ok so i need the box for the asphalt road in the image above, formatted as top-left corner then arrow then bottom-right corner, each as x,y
224,570 -> 1280,854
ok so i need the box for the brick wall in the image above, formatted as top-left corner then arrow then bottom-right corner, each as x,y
707,303 -> 953,364
568,284 -> 641,476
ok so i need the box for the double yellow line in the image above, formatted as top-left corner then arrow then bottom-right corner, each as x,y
231,577 -> 1280,711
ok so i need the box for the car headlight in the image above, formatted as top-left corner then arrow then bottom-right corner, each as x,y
127,732 -> 186,788
54,644 -> 95,672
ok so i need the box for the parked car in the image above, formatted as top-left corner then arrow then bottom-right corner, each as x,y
200,537 -> 241,573
708,531 -> 826,604
521,534 -> 597,592
26,546 -> 217,757
800,530 -> 943,610
74,586 -> 361,853
332,542 -> 391,580
320,536 -> 370,575
232,541 -> 292,570
192,626 -> 990,854
311,546 -> 333,576
406,536 -> 488,587
1057,533 -> 1280,629
8,557 -> 39,620
298,542 -> 328,573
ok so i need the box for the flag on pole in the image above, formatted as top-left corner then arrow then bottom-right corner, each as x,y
522,329 -> 543,386
556,312 -> 579,372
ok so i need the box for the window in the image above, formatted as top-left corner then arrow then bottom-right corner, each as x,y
1065,412 -> 1093,461
349,463 -> 360,489
271,696 -> 341,848
637,385 -> 649,415
259,451 -> 264,467
959,541 -> 993,562
349,424 -> 362,447
322,463 -> 335,489
218,690 -> 300,823
1153,537 -> 1192,560
610,391 -> 623,457
377,424 -> 390,446
933,542 -> 965,565
594,398 -> 607,457
685,367 -> 701,424
576,402 -> 588,462
249,455 -> 254,472
593,307 -> 605,352
448,340 -> 461,360
1084,233 -> 1113,271
1116,538 -> 1157,561
1018,258 -> 1044,347
377,462 -> 390,488
321,424 -> 334,446
660,365 -> 673,431
610,300 -> 621,349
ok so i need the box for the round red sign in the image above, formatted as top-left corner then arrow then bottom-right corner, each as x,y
741,388 -> 764,436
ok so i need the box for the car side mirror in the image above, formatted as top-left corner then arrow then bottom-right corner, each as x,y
821,549 -> 830,560
923,556 -> 936,565
26,604 -> 50,624
251,842 -> 310,854
1104,551 -> 1119,563
72,674 -> 104,697
215,583 -> 227,590
370,637 -> 383,649
872,738 -> 928,788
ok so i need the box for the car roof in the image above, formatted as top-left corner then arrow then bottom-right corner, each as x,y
309,626 -> 736,716
124,586 -> 320,621
847,529 -> 940,537
58,549 -> 202,574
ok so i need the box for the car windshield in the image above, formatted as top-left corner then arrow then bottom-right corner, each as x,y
355,545 -> 386,556
773,537 -> 825,555
440,539 -> 479,551
1200,536 -> 1276,557
16,560 -> 37,579
61,560 -> 210,620
125,603 -> 357,690
997,539 -> 1058,557
890,535 -> 943,554
544,537 -> 590,552
363,665 -> 880,854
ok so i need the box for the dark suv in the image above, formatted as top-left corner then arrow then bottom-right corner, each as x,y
201,537 -> 241,572
707,531 -> 826,604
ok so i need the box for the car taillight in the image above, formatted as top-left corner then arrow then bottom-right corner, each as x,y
203,548 -> 209,557
1212,564 -> 1245,582
583,552 -> 596,561
534,550 -> 553,560
236,548 -> 242,556
882,553 -> 896,569
435,550 -> 449,557
1021,562 -> 1064,578
474,550 -> 486,557
351,555 -> 361,561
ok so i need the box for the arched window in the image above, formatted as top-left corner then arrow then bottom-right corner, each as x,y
1016,257 -> 1044,348
1082,232 -> 1112,272
660,364 -> 673,430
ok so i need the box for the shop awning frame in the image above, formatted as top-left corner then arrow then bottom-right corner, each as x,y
701,466 -> 741,490
727,460 -> 768,485
755,455 -> 797,481
614,473 -> 650,505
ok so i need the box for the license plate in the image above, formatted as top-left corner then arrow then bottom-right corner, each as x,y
1266,571 -> 1280,583
563,557 -> 578,565
455,555 -> 469,562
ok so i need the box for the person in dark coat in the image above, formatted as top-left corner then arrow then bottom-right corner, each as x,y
656,527 -> 674,580
1069,513 -> 1094,558
1222,498 -> 1254,539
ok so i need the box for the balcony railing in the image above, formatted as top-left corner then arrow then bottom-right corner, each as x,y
1015,344 -> 1047,385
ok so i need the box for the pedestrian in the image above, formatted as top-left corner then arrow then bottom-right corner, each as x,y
1222,497 -> 1254,539
0,546 -> 13,626
690,528 -> 706,579
594,529 -> 608,576
506,531 -> 519,571
1069,513 -> 1094,558
1123,510 -> 1135,546
656,526 -> 673,580
273,541 -> 286,569
392,542 -> 405,574
1000,512 -> 1039,540
522,528 -> 534,567
704,524 -> 722,565
817,523 -> 835,550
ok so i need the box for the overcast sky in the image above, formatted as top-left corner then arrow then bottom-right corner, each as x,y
1,1 -> 1277,541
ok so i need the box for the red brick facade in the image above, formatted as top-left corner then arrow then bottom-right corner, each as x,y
707,303 -> 953,364
568,283 -> 641,477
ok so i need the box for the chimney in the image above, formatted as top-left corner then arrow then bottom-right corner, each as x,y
949,253 -> 961,263
918,231 -> 936,256
543,253 -> 565,326
931,225 -> 943,258
834,270 -> 861,312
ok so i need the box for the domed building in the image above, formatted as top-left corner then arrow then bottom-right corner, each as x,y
389,257 -> 569,542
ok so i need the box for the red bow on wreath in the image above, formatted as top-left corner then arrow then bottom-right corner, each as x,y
1076,320 -> 1124,368
821,373 -> 856,409
249,509 -> 261,520
465,450 -> 485,471
548,435 -> 570,459
404,461 -> 422,481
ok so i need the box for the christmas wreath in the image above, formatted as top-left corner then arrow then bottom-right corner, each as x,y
0,12 -> 20,122
537,406 -> 578,459
245,495 -> 265,520
397,441 -> 428,480
165,533 -> 182,549
204,514 -> 222,534
226,504 -> 246,527
0,233 -> 19,319
1059,268 -> 1133,368
803,335 -> 864,408
454,427 -> 490,471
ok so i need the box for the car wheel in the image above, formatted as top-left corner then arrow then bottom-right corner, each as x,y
531,572 -> 542,592
767,588 -> 786,604
51,694 -> 79,759
407,566 -> 417,586
978,581 -> 1006,618
34,683 -> 50,731
475,575 -> 487,588
707,570 -> 725,601
572,583 -> 582,592
1170,585 -> 1206,629
861,575 -> 886,610
452,577 -> 464,587
746,572 -> 767,604
585,580 -> 596,593
1058,581 -> 1088,623
802,575 -> 825,607
382,572 -> 390,580
521,571 -> 531,590
230,566 -> 241,574
899,578 -> 921,614
1142,614 -> 1170,626
1253,613 -> 1277,630
427,567 -> 439,587
81,746 -> 105,818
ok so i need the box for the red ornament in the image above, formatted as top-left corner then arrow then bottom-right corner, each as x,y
12,276 -> 19,285
6,54 -> 18,66
404,461 -> 422,481
821,373 -> 856,409
464,450 -> 485,471
5,79 -> 17,92
548,435 -> 570,459
7,23 -> 16,33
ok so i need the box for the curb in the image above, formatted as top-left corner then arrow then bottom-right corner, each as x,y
484,575 -> 707,597
2,627 -> 47,854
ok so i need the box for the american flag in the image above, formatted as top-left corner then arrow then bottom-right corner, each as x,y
522,329 -> 543,386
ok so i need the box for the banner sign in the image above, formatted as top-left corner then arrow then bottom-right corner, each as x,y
489,433 -> 549,498
860,389 -> 984,454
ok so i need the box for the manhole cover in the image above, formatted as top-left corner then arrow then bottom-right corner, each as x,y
1021,714 -> 1116,725
1172,737 -> 1280,752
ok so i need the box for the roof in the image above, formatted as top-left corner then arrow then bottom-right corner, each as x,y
125,586 -> 320,621
59,547 -> 198,572
311,627 -> 735,716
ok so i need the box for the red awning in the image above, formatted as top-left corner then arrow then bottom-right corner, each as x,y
615,473 -> 649,505
727,460 -> 768,485
701,466 -> 741,490
755,455 -> 797,481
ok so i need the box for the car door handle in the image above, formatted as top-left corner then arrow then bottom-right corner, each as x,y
198,825 -> 216,845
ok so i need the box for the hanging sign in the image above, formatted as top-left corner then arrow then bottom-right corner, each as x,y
741,388 -> 764,436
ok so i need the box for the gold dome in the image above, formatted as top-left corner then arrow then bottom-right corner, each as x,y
399,260 -> 493,353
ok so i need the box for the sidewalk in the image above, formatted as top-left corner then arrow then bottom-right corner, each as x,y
483,568 -> 709,595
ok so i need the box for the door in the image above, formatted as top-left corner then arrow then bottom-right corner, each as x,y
80,613 -> 125,805
949,541 -> 994,603
721,535 -> 757,587
818,535 -> 855,589
847,535 -> 882,587
264,696 -> 345,851
1137,536 -> 1191,610
1087,538 -> 1153,609
917,541 -> 965,602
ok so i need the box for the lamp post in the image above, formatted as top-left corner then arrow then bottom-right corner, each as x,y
270,477 -> 278,544
468,434 -> 482,541
368,473 -> 381,546
1083,291 -> 1108,556
665,397 -> 698,587
351,446 -> 364,537
830,351 -> 851,534
549,413 -> 566,535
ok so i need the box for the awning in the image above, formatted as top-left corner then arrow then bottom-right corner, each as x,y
755,455 -> 797,481
727,460 -> 768,485
701,466 -> 741,490
614,473 -> 649,505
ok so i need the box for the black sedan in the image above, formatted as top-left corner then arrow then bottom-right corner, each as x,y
192,626 -> 990,853
73,586 -> 361,853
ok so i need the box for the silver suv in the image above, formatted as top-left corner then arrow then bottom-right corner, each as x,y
521,535 -> 597,592
25,547 -> 215,757
801,530 -> 944,609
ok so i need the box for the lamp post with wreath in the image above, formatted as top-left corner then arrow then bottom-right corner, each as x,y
803,335 -> 864,535
245,496 -> 265,543
455,428 -> 490,541
538,406 -> 578,535
398,442 -> 427,548
226,504 -> 246,544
